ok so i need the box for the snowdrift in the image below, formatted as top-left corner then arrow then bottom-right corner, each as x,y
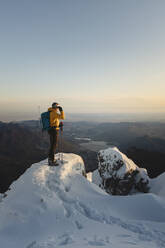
150,172 -> 165,198
0,153 -> 165,248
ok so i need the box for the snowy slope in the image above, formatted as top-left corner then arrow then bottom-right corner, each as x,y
150,172 -> 165,198
0,153 -> 165,248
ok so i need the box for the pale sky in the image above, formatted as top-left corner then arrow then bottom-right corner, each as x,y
0,0 -> 165,121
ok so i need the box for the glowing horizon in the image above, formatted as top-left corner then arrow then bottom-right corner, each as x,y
0,0 -> 165,121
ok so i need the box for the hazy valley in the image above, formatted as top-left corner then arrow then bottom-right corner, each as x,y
0,120 -> 165,193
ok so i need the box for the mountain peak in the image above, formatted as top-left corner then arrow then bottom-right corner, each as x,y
0,152 -> 165,248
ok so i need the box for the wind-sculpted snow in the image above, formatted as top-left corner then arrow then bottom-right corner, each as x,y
0,153 -> 165,248
150,172 -> 165,198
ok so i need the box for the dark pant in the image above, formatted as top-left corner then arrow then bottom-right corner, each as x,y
48,128 -> 59,161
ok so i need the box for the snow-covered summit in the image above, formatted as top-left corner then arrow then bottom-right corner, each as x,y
0,153 -> 165,248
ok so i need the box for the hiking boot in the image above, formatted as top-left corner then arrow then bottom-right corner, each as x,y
48,158 -> 54,166
48,159 -> 59,166
53,160 -> 59,166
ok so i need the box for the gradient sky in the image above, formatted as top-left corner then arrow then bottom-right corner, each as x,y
0,0 -> 165,121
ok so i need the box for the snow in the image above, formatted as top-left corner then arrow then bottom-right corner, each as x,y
0,153 -> 165,248
150,172 -> 165,198
95,147 -> 149,195
75,137 -> 91,141
98,147 -> 146,179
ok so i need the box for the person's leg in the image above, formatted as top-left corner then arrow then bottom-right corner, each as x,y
48,129 -> 55,161
53,130 -> 59,160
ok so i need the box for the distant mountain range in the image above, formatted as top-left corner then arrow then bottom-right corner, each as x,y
0,122 -> 96,193
0,122 -> 48,192
0,120 -> 165,193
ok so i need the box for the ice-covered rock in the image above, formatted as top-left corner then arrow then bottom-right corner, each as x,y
93,147 -> 150,195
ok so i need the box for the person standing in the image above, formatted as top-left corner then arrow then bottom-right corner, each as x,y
48,102 -> 65,166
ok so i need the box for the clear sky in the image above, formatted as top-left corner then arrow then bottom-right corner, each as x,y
0,0 -> 165,121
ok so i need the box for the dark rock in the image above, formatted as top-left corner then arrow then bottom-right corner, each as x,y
93,147 -> 150,195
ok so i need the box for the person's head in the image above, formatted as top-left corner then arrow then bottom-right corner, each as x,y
52,102 -> 59,109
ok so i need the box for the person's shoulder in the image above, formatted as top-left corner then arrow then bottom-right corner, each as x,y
48,107 -> 53,111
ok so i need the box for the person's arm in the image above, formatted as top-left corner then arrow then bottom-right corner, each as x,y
58,106 -> 65,119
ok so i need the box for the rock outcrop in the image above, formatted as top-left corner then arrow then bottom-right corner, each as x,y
92,147 -> 150,195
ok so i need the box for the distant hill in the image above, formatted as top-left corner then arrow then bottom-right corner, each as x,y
0,122 -> 49,192
60,121 -> 165,178
1,120 -> 165,192
0,122 -> 96,193
126,148 -> 165,178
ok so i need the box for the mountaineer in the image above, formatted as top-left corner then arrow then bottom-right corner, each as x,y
47,102 -> 65,166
